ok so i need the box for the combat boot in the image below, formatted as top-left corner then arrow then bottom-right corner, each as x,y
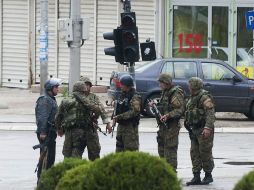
186,172 -> 201,186
200,172 -> 213,185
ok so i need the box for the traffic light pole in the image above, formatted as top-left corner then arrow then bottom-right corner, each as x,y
128,62 -> 136,87
123,0 -> 131,12
69,0 -> 82,92
39,0 -> 48,94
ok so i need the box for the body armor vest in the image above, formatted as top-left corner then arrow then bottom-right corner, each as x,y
115,89 -> 140,126
62,96 -> 90,130
185,90 -> 212,128
158,86 -> 182,115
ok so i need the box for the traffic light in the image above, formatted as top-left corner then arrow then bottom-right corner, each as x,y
121,12 -> 140,62
103,28 -> 124,63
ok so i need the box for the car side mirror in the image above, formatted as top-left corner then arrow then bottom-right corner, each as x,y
232,75 -> 242,83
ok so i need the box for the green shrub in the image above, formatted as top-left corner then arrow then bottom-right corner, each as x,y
234,170 -> 254,190
82,151 -> 181,190
56,163 -> 91,190
36,158 -> 88,190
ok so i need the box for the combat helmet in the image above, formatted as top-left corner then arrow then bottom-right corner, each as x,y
188,77 -> 203,91
120,74 -> 134,87
44,78 -> 61,91
80,76 -> 92,86
158,73 -> 172,85
73,81 -> 85,92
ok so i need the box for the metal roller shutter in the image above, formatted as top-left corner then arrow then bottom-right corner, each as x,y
58,0 -> 70,83
80,0 -> 95,83
96,0 -> 118,86
2,0 -> 29,88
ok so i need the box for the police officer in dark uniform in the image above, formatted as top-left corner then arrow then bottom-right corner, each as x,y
35,78 -> 60,182
113,75 -> 141,152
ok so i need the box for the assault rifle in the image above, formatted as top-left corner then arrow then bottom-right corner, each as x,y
33,129 -> 53,173
147,99 -> 167,128
111,100 -> 118,138
92,118 -> 107,136
184,122 -> 194,140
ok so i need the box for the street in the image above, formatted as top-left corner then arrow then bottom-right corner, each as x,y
0,131 -> 254,190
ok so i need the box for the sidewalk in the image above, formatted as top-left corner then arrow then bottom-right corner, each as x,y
0,87 -> 254,133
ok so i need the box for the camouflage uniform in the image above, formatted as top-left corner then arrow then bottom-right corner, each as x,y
185,77 -> 215,185
55,81 -> 109,160
115,75 -> 141,152
157,74 -> 185,171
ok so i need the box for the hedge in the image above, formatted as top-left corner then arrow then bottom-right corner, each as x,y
36,158 -> 88,190
234,170 -> 254,190
82,151 -> 181,190
56,163 -> 91,190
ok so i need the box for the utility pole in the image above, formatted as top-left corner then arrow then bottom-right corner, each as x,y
68,0 -> 82,92
39,0 -> 48,94
58,0 -> 89,92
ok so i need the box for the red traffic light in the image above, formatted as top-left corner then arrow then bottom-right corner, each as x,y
121,12 -> 136,28
123,31 -> 136,45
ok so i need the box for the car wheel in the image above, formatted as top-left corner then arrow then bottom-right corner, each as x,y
144,94 -> 161,118
244,113 -> 251,119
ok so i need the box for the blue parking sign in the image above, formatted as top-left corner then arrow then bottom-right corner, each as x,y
245,11 -> 254,30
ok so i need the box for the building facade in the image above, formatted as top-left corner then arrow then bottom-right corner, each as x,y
165,0 -> 254,77
0,0 -> 253,88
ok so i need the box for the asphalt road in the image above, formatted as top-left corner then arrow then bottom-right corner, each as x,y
0,131 -> 254,190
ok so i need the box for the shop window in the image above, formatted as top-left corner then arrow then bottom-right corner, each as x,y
172,6 -> 208,58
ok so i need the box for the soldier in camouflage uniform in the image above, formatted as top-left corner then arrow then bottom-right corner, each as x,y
150,73 -> 185,172
113,75 -> 141,152
79,76 -> 111,128
185,77 -> 215,185
55,80 -> 112,160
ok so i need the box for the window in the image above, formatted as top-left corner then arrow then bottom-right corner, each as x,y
161,62 -> 174,76
174,62 -> 197,79
162,61 -> 197,79
135,60 -> 160,72
202,62 -> 235,81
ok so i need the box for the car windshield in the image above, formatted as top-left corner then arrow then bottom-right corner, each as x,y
135,60 -> 161,72
226,62 -> 248,79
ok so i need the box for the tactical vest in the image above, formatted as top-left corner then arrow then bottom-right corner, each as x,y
185,89 -> 213,128
115,89 -> 140,126
158,86 -> 183,117
61,96 -> 90,130
35,94 -> 58,133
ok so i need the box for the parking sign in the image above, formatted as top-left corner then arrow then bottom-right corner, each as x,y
245,11 -> 254,30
